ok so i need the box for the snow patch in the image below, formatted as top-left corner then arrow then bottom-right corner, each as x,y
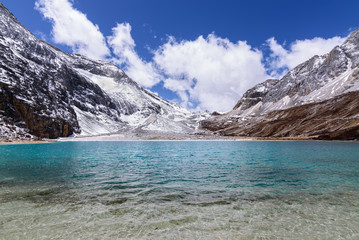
73,106 -> 123,136
75,68 -> 118,92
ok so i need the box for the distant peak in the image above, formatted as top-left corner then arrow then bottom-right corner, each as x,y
343,28 -> 359,44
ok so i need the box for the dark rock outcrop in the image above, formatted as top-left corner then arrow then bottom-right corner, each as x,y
233,79 -> 279,111
0,82 -> 78,138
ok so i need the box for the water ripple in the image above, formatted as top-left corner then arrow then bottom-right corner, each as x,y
1,141 -> 359,239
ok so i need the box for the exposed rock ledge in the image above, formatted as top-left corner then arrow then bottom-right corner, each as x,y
0,82 -> 78,139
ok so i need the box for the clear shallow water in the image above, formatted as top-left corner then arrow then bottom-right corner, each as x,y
0,141 -> 359,239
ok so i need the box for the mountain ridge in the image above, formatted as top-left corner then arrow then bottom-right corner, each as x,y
201,29 -> 359,140
0,2 -> 204,140
231,30 -> 359,117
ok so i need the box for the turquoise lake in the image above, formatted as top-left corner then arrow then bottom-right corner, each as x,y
0,141 -> 359,239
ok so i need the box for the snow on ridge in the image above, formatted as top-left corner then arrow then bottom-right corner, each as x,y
73,67 -> 203,136
73,106 -> 123,136
231,35 -> 359,118
75,68 -> 118,92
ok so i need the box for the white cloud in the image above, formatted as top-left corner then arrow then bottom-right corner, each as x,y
267,36 -> 346,77
35,0 -> 110,60
107,23 -> 161,88
154,34 -> 269,112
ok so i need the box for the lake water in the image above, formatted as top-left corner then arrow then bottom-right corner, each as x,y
0,141 -> 359,239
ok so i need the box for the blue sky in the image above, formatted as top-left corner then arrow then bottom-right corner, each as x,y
2,0 -> 358,111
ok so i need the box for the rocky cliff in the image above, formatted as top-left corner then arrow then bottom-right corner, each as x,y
0,2 -> 204,140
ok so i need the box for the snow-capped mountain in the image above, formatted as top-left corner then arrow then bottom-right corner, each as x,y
202,29 -> 359,140
0,2 -> 204,140
232,29 -> 359,117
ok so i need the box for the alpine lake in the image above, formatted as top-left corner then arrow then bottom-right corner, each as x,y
1,141 -> 359,239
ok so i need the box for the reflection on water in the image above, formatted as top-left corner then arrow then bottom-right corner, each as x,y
1,141 -> 359,239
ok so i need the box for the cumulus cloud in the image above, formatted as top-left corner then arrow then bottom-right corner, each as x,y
35,0 -> 110,60
267,36 -> 346,77
107,23 -> 161,88
154,34 -> 269,111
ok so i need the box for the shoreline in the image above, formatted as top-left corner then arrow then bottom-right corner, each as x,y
1,135 -> 357,145
0,140 -> 54,145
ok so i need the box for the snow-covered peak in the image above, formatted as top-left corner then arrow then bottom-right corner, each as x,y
230,28 -> 359,117
0,2 -> 203,139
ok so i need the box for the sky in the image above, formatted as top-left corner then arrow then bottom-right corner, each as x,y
1,0 -> 358,112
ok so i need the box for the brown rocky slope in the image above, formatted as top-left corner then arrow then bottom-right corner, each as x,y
201,90 -> 359,140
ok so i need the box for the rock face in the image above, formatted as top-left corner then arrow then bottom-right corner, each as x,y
0,2 -> 204,140
232,79 -> 279,114
202,29 -> 359,140
232,29 -> 359,117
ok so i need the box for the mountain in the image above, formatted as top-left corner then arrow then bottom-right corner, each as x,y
2,1 -> 357,141
234,29 -> 359,116
202,29 -> 359,140
0,2 -> 205,140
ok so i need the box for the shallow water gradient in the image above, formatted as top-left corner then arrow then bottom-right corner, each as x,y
0,141 -> 359,239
